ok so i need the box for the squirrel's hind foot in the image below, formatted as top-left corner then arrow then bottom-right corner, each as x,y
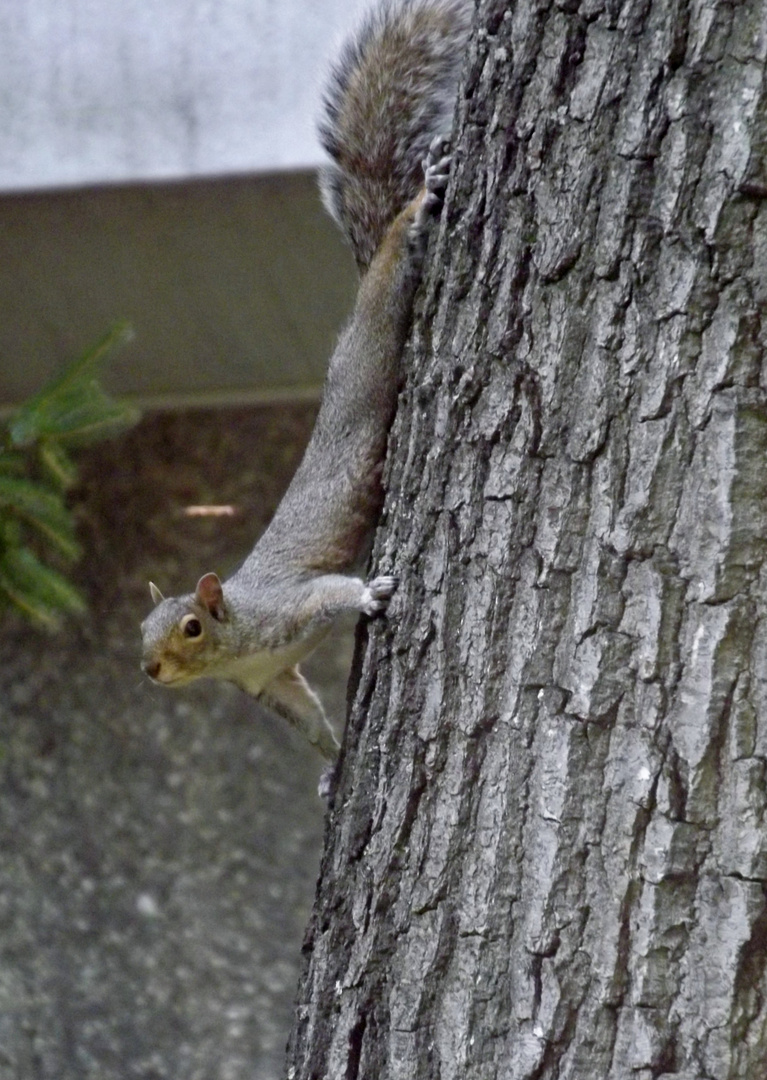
423,135 -> 452,200
318,761 -> 339,803
409,136 -> 452,251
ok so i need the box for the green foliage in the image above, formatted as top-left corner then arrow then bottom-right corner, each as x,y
1,324 -> 139,628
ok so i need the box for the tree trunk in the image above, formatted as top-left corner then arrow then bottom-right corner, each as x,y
286,0 -> 767,1076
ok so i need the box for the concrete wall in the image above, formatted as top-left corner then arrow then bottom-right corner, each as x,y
0,402 -> 352,1079
0,1 -> 370,413
1,0 -> 368,192
0,172 -> 357,409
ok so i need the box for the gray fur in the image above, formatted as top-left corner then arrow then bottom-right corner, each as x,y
141,0 -> 468,777
319,0 -> 472,269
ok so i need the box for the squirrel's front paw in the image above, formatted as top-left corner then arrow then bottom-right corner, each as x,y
360,575 -> 398,616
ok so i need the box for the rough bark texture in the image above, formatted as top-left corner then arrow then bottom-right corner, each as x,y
287,0 -> 767,1077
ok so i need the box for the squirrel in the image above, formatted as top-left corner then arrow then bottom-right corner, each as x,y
140,0 -> 471,780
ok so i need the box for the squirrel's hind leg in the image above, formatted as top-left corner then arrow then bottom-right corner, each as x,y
260,666 -> 340,762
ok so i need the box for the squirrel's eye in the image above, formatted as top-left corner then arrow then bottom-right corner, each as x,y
180,615 -> 203,638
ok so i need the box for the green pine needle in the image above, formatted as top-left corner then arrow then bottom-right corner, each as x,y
1,323 -> 139,627
38,441 -> 78,490
8,322 -> 140,448
0,547 -> 87,628
0,474 -> 81,560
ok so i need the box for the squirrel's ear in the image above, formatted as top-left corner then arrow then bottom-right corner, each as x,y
195,572 -> 226,621
149,581 -> 165,606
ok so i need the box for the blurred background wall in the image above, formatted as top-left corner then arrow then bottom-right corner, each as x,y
0,0 -> 367,409
0,2 -> 370,1075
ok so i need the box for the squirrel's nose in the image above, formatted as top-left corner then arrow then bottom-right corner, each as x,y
143,659 -> 161,679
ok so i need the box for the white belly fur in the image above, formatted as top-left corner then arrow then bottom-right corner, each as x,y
221,629 -> 329,696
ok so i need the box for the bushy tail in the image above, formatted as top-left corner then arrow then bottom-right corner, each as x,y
318,0 -> 472,271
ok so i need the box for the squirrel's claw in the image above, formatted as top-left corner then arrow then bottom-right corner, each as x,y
318,761 -> 339,803
423,135 -> 452,196
409,139 -> 452,250
423,136 -> 452,202
360,574 -> 399,616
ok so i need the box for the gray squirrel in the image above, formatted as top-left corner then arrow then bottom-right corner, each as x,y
140,0 -> 471,772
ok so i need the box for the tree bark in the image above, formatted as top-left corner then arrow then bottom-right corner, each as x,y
287,0 -> 767,1076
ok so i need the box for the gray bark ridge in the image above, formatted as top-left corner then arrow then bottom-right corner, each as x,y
287,0 -> 767,1077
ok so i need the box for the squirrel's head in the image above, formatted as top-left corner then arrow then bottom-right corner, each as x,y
140,572 -> 229,686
